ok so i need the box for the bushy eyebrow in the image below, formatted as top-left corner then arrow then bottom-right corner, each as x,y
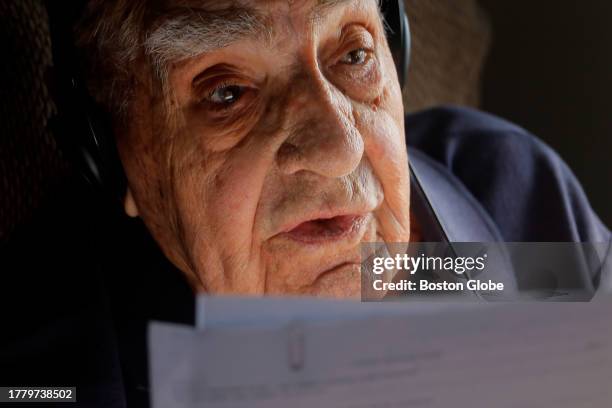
314,0 -> 355,12
314,0 -> 380,15
144,0 -> 368,64
144,6 -> 271,69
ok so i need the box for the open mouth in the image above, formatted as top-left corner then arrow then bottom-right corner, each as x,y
285,214 -> 368,244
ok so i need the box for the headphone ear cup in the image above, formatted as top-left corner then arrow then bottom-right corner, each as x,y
399,4 -> 411,85
46,0 -> 127,204
381,0 -> 412,88
82,99 -> 127,202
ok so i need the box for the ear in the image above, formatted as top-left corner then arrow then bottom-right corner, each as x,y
124,187 -> 140,218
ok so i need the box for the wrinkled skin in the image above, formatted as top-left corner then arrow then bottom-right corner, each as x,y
118,0 -> 411,297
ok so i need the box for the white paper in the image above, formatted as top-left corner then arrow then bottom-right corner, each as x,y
150,298 -> 612,408
195,295 -> 479,329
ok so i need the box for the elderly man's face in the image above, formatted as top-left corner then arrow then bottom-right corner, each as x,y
118,0 -> 411,297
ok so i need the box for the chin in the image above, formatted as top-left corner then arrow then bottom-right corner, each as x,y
301,262 -> 362,299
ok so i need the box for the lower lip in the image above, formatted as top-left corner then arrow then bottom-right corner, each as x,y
283,214 -> 369,245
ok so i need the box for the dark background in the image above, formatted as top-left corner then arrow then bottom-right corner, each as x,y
403,0 -> 610,229
479,0 -> 611,228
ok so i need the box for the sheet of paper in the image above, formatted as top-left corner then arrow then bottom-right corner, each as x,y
196,295 -> 480,329
150,298 -> 612,408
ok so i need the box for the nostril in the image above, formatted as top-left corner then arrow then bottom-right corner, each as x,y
277,142 -> 303,174
276,111 -> 364,178
278,142 -> 299,157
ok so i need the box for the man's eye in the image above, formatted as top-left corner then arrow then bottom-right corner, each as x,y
208,85 -> 245,105
340,48 -> 368,65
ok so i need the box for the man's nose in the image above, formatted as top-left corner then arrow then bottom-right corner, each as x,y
276,74 -> 364,178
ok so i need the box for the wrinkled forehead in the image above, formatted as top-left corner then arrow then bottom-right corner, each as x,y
146,0 -> 379,67
153,0 -> 366,24
161,0 -> 358,13
150,0 -> 376,35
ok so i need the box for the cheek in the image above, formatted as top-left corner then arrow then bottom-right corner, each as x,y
179,157 -> 262,242
358,104 -> 408,182
163,152 -> 268,292
356,71 -> 406,166
171,131 -> 276,267
356,95 -> 411,242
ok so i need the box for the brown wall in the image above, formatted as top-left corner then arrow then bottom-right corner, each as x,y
403,0 -> 490,112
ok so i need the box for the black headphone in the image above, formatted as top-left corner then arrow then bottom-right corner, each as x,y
381,0 -> 412,87
47,0 -> 411,204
